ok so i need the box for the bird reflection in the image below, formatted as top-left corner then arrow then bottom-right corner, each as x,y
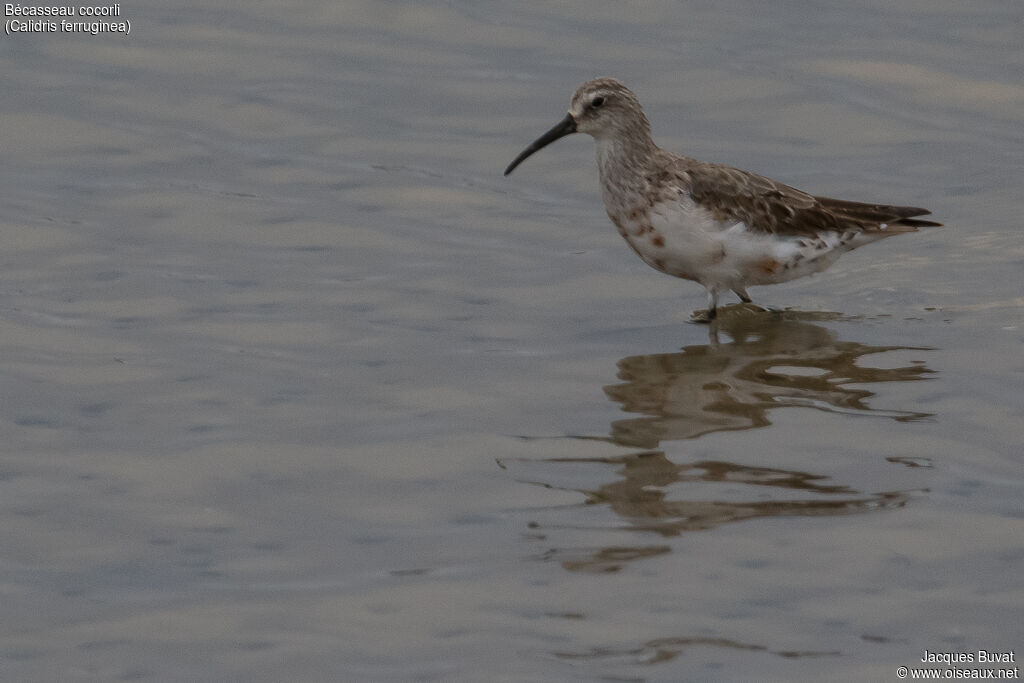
605,309 -> 933,448
506,309 -> 936,573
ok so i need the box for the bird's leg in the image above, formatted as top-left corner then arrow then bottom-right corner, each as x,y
689,288 -> 718,323
733,287 -> 752,304
705,288 -> 719,321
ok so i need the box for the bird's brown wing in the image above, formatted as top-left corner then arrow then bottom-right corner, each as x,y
814,196 -> 942,229
682,159 -> 940,235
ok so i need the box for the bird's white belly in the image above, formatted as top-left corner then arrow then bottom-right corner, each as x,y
608,197 -> 726,282
610,199 -> 854,290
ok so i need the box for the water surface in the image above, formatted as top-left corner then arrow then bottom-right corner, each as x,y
1,1 -> 1021,681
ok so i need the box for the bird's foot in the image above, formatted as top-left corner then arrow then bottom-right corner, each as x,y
689,308 -> 717,324
734,302 -> 778,315
692,302 -> 782,323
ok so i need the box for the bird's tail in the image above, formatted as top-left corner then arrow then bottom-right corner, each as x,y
816,197 -> 942,230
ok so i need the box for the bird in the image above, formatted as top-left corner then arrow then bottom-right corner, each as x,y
503,78 -> 940,321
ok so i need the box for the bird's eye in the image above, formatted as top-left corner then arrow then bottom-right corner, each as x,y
590,96 -> 605,109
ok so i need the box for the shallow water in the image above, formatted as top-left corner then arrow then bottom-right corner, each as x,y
1,1 -> 1022,681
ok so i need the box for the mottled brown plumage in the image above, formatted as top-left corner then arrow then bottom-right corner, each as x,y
683,159 -> 940,236
504,78 -> 941,319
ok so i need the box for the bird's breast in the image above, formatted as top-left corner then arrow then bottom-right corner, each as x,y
607,197 -> 727,282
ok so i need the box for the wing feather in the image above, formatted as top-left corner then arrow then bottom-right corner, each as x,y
678,158 -> 941,235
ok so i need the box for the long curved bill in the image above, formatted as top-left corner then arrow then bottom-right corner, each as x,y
503,113 -> 577,176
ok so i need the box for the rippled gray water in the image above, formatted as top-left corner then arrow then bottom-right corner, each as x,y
1,1 -> 1021,681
